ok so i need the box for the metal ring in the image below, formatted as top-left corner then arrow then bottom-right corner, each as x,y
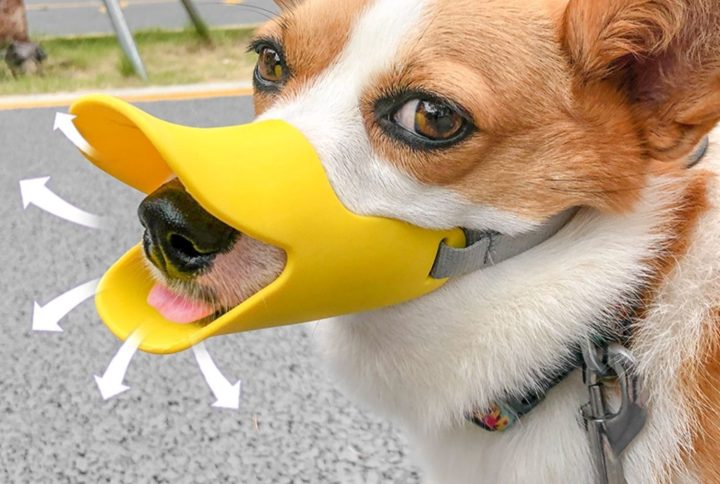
582,337 -> 610,375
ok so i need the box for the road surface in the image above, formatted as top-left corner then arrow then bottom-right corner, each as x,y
0,96 -> 421,483
26,0 -> 278,37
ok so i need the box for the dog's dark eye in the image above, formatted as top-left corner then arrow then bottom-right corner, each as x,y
255,45 -> 287,87
375,94 -> 472,149
394,99 -> 464,141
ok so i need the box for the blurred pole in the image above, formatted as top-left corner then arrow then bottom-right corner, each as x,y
179,0 -> 211,41
102,0 -> 148,80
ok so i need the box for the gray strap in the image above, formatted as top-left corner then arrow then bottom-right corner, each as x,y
430,209 -> 578,279
687,136 -> 710,169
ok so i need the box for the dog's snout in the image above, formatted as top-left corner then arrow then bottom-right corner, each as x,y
138,179 -> 237,277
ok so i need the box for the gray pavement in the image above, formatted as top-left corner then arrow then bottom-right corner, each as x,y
27,0 -> 278,37
0,97 -> 421,483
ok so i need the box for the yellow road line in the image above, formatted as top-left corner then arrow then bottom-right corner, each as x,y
0,85 -> 254,111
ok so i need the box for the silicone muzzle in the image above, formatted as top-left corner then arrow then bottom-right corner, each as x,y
70,95 -> 465,354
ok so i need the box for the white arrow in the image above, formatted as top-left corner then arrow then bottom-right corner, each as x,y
192,342 -> 242,409
53,112 -> 96,156
32,278 -> 100,332
20,177 -> 110,230
94,330 -> 143,400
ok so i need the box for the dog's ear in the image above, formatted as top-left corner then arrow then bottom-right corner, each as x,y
273,0 -> 299,10
563,0 -> 720,161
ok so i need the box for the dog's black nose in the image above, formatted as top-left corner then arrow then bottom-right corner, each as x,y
138,179 -> 237,277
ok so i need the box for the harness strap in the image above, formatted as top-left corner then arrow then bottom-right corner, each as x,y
467,330 -> 631,432
467,350 -> 584,431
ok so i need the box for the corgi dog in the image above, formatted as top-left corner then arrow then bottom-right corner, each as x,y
136,0 -> 720,482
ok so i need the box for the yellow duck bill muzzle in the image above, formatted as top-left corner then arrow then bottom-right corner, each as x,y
69,95 -> 465,354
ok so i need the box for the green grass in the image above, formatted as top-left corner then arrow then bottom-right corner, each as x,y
0,27 -> 258,95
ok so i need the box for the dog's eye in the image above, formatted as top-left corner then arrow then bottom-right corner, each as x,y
393,98 -> 465,142
255,45 -> 287,87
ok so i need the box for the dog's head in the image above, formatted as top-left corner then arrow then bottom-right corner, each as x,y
140,0 -> 720,324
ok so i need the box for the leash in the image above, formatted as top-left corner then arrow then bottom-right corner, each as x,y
459,136 -> 711,483
581,339 -> 647,484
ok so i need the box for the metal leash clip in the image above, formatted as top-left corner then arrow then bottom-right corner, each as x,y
581,340 -> 648,484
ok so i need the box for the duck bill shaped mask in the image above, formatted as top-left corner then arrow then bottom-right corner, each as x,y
70,95 -> 465,355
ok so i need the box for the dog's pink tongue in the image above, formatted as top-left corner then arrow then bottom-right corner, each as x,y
148,283 -> 214,324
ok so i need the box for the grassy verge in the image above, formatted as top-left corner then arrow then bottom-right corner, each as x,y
0,27 -> 257,96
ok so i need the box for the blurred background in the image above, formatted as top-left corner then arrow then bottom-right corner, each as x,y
0,3 -> 423,483
0,0 -> 275,93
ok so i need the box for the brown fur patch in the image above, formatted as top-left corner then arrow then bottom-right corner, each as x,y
562,0 -> 685,82
671,171 -> 720,480
564,0 -> 720,162
637,170 -> 713,324
359,0 -> 650,220
624,168 -> 715,481
358,0 -> 720,222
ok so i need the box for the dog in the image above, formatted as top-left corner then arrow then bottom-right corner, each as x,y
136,0 -> 720,482
4,40 -> 46,77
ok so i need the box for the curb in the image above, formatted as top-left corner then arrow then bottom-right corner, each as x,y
0,81 -> 254,111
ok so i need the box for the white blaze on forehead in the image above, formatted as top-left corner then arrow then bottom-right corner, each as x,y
259,0 -> 538,235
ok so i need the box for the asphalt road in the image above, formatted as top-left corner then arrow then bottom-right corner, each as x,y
0,97 -> 420,483
26,0 -> 278,37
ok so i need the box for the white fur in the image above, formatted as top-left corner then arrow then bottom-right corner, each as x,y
259,0 -> 720,481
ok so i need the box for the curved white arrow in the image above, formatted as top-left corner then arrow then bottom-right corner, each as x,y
94,330 -> 143,400
20,177 -> 110,230
53,112 -> 97,157
33,278 -> 101,332
192,342 -> 242,409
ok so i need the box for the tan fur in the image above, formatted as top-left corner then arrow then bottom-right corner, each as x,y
644,172 -> 712,297
563,0 -> 686,81
359,0 -> 651,220
671,172 -> 720,481
362,0 -> 720,223
0,0 -> 29,46
564,0 -> 720,162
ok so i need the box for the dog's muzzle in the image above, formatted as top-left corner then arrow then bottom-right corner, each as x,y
70,95 -> 465,354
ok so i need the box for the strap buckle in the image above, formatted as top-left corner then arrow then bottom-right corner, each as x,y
581,340 -> 648,484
